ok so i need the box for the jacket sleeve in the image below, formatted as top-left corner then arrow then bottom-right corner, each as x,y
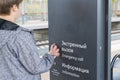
11,30 -> 54,75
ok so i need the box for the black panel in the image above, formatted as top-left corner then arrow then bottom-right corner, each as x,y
48,0 -> 110,80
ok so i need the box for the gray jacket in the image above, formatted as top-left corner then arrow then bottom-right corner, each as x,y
0,18 -> 54,80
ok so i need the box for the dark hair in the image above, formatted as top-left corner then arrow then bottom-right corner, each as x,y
0,0 -> 23,15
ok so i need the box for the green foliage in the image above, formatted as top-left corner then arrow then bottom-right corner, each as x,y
112,0 -> 118,2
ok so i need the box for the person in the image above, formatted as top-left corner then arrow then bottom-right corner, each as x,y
0,0 -> 60,80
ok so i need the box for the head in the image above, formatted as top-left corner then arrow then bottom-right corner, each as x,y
0,0 -> 23,22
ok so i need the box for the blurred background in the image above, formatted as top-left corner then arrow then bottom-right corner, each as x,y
15,0 -> 120,80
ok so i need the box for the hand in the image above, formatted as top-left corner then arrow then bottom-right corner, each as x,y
49,44 -> 60,57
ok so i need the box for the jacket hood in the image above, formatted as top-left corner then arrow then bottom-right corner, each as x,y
0,18 -> 19,49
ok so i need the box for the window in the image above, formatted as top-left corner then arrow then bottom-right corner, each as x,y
16,0 -> 48,27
